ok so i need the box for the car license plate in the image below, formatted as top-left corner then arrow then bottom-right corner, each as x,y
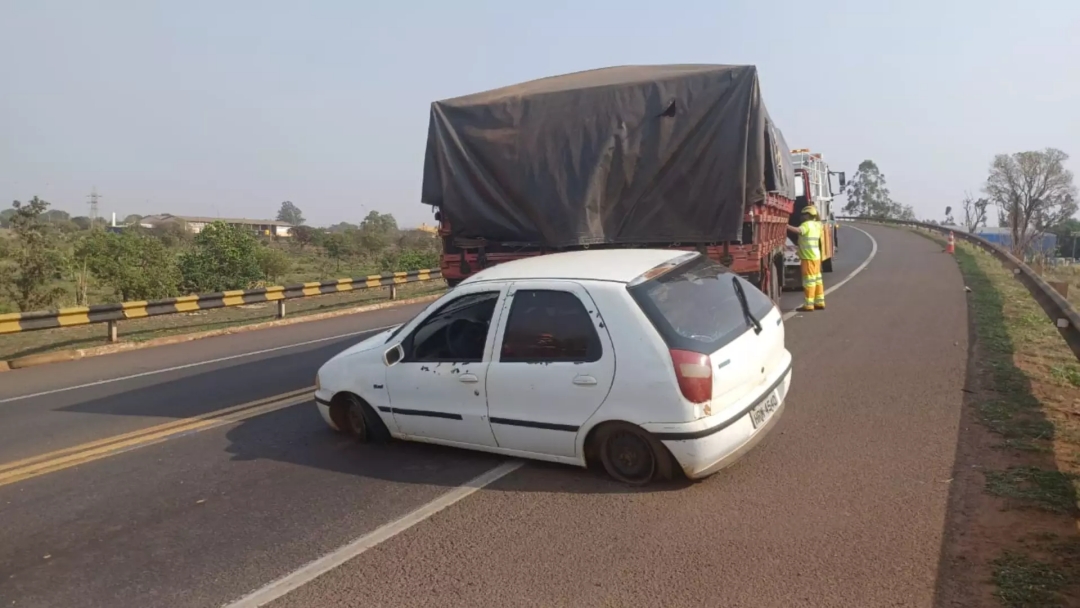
749,391 -> 780,429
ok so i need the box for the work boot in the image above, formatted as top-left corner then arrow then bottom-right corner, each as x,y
815,303 -> 826,310
796,305 -> 816,312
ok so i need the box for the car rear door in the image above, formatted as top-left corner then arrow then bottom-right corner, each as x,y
484,280 -> 615,458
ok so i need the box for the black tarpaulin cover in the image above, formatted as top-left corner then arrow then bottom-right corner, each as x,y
421,64 -> 794,247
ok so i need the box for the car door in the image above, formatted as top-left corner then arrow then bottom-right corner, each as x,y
383,284 -> 507,447
485,281 -> 615,458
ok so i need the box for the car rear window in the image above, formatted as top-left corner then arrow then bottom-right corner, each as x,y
627,256 -> 774,354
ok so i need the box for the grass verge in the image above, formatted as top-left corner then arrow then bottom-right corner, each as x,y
1,281 -> 446,361
914,228 -> 1080,607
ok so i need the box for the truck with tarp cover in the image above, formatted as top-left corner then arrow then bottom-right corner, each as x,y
421,64 -> 796,301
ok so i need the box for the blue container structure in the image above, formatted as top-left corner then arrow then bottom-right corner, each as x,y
974,227 -> 1057,256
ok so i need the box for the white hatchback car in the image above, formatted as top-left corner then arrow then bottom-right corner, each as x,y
315,249 -> 792,485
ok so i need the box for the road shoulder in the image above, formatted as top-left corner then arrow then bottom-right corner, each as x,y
928,236 -> 1080,608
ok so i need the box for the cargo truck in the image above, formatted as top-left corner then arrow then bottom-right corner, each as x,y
782,150 -> 845,290
422,65 -> 797,302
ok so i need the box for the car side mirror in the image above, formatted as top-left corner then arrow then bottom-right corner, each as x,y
384,344 -> 404,366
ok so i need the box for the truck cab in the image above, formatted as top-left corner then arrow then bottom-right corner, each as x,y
783,149 -> 845,291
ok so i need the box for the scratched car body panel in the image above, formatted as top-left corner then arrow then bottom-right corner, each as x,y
315,249 -> 792,484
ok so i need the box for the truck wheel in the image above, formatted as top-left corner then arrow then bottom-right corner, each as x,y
822,258 -> 834,273
769,261 -> 782,304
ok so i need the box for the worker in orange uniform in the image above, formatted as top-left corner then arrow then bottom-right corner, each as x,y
786,205 -> 825,312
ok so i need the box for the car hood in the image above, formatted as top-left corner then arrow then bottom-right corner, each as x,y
330,327 -> 398,361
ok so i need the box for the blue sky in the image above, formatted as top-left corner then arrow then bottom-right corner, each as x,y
2,0 -> 1077,228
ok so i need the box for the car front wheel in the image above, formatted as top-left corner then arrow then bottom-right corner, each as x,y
332,394 -> 390,443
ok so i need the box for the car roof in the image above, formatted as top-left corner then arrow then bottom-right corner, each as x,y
459,249 -> 695,285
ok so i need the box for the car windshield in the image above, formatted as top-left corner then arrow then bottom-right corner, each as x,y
628,256 -> 774,354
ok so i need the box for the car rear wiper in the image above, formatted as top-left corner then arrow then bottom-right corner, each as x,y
732,277 -> 763,335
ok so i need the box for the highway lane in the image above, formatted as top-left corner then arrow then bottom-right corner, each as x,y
0,225 -> 945,608
0,236 -> 862,464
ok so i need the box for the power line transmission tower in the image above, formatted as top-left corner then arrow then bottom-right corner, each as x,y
87,187 -> 101,229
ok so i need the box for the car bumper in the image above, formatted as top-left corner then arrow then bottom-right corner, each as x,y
315,390 -> 338,431
648,365 -> 792,480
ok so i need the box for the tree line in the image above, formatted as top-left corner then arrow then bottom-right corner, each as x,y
843,148 -> 1077,257
0,200 -> 439,313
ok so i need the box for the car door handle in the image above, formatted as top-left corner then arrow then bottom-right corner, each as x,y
573,375 -> 597,386
458,374 -> 479,383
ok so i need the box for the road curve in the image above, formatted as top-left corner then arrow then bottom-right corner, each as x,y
0,225 -> 969,607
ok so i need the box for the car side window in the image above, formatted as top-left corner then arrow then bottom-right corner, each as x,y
404,291 -> 499,363
499,290 -> 602,363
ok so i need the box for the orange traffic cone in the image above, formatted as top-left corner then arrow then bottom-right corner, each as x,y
946,231 -> 955,255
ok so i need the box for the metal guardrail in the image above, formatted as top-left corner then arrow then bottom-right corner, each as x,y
0,268 -> 443,340
842,217 -> 1080,362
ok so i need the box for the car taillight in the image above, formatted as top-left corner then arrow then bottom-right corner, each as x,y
669,349 -> 712,403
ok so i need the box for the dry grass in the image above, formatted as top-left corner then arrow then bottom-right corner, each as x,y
948,237 -> 1080,607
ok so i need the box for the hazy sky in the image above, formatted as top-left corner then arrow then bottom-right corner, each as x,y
2,0 -> 1078,228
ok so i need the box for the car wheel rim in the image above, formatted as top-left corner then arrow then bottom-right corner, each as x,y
606,431 -> 655,483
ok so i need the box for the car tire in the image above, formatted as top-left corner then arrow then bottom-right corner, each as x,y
338,394 -> 391,443
594,422 -> 674,486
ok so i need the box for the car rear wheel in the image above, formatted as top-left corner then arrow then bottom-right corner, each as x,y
594,422 -> 673,486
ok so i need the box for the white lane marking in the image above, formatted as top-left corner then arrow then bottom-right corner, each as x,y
223,460 -> 525,608
0,325 -> 398,405
234,229 -> 876,605
782,225 -> 878,321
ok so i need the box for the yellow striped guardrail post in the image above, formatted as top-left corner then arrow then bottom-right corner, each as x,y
0,268 -> 442,342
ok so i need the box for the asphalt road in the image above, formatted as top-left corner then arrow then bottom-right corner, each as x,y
0,225 -> 969,608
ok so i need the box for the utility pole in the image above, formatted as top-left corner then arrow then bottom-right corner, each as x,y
87,187 -> 102,229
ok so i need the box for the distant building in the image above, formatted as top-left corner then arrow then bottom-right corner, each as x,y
975,226 -> 1057,256
138,214 -> 293,238
415,223 -> 439,236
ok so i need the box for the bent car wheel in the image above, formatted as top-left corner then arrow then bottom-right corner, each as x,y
596,423 -> 665,486
339,395 -> 391,443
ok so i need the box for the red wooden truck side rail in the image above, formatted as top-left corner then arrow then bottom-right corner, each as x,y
437,193 -> 794,301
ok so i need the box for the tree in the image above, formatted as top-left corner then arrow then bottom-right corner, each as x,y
985,148 -> 1078,255
256,246 -> 292,284
843,160 -> 901,218
42,209 -> 70,223
177,221 -> 263,293
123,214 -> 143,225
76,230 -> 180,301
72,216 -> 94,231
147,220 -> 192,247
0,208 -> 15,228
322,232 -> 352,270
276,201 -> 305,226
0,197 -> 67,311
356,211 -> 399,254
1049,218 -> 1080,258
291,225 -> 316,249
960,192 -> 989,233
